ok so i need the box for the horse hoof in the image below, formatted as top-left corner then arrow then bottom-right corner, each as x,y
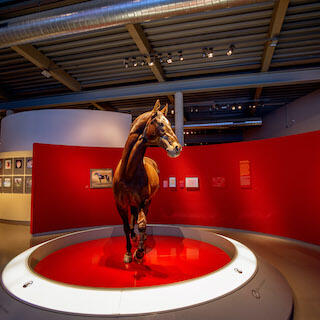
134,249 -> 144,263
123,253 -> 132,264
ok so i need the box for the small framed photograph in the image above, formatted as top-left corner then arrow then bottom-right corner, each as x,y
90,169 -> 113,188
212,177 -> 226,188
3,176 -> 12,193
4,159 -> 12,174
169,177 -> 176,188
163,180 -> 168,188
14,158 -> 24,175
185,177 -> 199,189
25,176 -> 32,194
13,176 -> 24,193
25,157 -> 33,174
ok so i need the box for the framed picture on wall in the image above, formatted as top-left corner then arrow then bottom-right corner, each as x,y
14,158 -> 24,175
25,157 -> 33,174
90,169 -> 113,188
4,159 -> 12,174
25,176 -> 32,194
3,176 -> 12,193
13,176 -> 24,193
185,177 -> 199,189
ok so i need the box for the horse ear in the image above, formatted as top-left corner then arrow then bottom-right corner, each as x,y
152,99 -> 161,113
161,103 -> 168,116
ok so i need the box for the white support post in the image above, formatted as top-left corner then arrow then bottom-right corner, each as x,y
174,91 -> 184,146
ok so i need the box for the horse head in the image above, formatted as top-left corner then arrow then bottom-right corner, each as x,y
142,100 -> 182,158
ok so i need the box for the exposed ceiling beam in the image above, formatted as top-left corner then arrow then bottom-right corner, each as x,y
126,23 -> 165,82
254,0 -> 290,100
1,68 -> 319,110
11,44 -> 81,92
126,23 -> 176,111
11,44 -> 109,111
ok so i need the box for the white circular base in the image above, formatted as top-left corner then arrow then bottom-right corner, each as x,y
1,225 -> 293,319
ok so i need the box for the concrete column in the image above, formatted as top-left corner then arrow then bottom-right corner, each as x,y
174,91 -> 184,146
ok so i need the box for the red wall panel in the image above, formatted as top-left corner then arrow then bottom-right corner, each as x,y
32,130 -> 320,245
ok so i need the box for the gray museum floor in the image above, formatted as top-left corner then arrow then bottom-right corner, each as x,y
0,221 -> 319,320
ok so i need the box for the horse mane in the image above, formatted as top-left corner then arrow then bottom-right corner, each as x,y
129,111 -> 153,135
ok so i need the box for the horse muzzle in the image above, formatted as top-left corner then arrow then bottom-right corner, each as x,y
166,143 -> 182,158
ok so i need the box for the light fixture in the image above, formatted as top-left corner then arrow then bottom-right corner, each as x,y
207,48 -> 214,58
269,37 -> 278,47
202,48 -> 207,58
171,109 -> 174,115
238,105 -> 242,110
41,70 -> 51,78
252,105 -> 256,109
231,105 -> 236,111
226,44 -> 235,56
123,58 -> 129,69
132,57 -> 138,67
178,50 -> 184,61
166,53 -> 173,64
158,53 -> 163,63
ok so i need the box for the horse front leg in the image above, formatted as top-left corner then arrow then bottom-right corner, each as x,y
134,208 -> 147,263
130,206 -> 138,242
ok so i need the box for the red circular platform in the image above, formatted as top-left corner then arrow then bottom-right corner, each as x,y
34,235 -> 231,288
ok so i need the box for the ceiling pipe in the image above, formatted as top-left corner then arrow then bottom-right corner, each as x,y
0,0 -> 269,49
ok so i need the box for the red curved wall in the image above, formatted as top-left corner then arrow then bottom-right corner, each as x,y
32,130 -> 320,245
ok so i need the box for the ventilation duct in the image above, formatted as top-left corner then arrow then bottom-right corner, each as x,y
0,0 -> 268,49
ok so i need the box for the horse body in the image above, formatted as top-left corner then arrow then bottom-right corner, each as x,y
113,100 -> 181,263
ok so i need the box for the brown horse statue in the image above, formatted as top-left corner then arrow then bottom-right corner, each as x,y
113,100 -> 182,263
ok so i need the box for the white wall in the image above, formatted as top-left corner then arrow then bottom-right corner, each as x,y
244,89 -> 320,140
0,109 -> 132,152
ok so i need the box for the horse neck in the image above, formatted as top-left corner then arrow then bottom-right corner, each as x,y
120,133 -> 147,180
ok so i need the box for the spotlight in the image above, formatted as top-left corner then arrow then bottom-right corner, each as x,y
207,48 -> 214,58
123,58 -> 129,69
178,50 -> 184,61
226,44 -> 235,56
166,53 -> 173,64
231,106 -> 236,111
190,107 -> 194,113
41,69 -> 51,78
158,53 -> 163,63
195,108 -> 199,112
238,105 -> 242,110
202,48 -> 207,58
147,55 -> 155,66
269,37 -> 278,47
171,109 -> 174,115
132,57 -> 138,67
140,59 -> 146,66
252,105 -> 256,109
